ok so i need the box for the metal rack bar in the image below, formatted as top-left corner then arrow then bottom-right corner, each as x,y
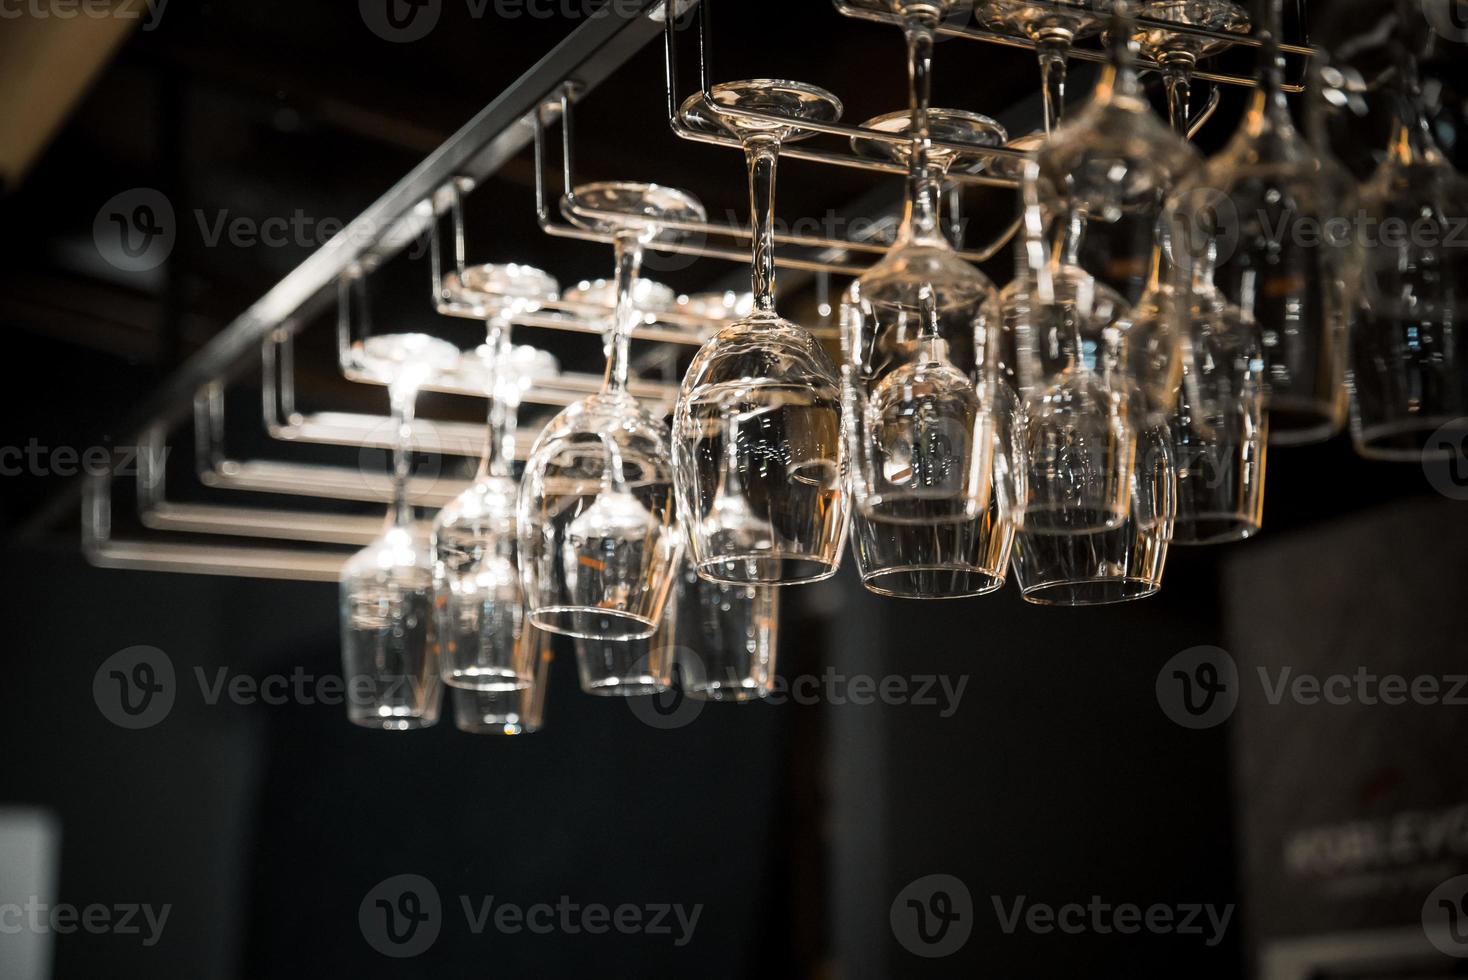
832,0 -> 1314,92
27,0 -> 669,545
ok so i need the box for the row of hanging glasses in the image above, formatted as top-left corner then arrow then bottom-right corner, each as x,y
334,0 -> 1466,731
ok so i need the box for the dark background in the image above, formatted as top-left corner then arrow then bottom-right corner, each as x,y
1,1 -> 1465,978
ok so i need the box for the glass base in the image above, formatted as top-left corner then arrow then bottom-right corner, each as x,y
695,553 -> 839,587
530,606 -> 660,641
580,677 -> 669,698
1266,398 -> 1345,447
348,710 -> 438,732
860,493 -> 985,527
1172,515 -> 1260,547
1356,416 -> 1468,462
456,720 -> 534,736
442,668 -> 530,693
1020,505 -> 1129,536
686,680 -> 773,703
679,79 -> 843,145
861,564 -> 1005,599
1019,577 -> 1161,607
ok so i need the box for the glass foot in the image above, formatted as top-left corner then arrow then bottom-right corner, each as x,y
1130,0 -> 1251,62
560,180 -> 706,240
680,79 -> 843,144
851,108 -> 1008,176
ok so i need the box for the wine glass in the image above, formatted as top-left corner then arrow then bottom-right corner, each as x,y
433,264 -> 558,691
1166,277 -> 1267,542
978,0 -> 1104,134
519,182 -> 703,640
1168,0 -> 1350,445
674,80 -> 850,586
574,592 -> 677,696
1349,33 -> 1468,460
850,106 -> 1019,597
340,332 -> 460,730
673,562 -> 780,702
842,2 -> 1000,532
451,626 -> 552,735
1010,419 -> 1177,604
1016,2 -> 1197,533
1129,0 -> 1250,132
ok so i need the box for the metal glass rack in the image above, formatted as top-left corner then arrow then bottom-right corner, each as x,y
57,0 -> 1316,581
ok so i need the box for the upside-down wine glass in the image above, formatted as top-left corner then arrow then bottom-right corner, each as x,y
340,331 -> 460,730
850,106 -> 1021,596
1130,0 -> 1250,132
674,80 -> 850,586
980,0 -> 1104,134
1016,0 -> 1196,533
843,0 -> 1001,545
433,264 -> 558,691
673,562 -> 781,702
451,625 -> 552,735
1349,22 -> 1468,460
1169,0 -> 1350,445
519,182 -> 703,640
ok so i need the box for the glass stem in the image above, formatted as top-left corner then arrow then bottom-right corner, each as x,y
745,135 -> 781,315
1036,33 -> 1071,134
387,380 -> 416,530
904,15 -> 942,242
1162,61 -> 1194,135
603,231 -> 643,395
478,314 -> 517,481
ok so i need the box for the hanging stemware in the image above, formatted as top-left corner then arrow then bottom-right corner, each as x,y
519,182 -> 703,640
340,331 -> 460,730
451,625 -> 552,735
849,105 -> 1021,597
433,264 -> 558,691
979,0 -> 1105,134
1169,0 -> 1351,445
1129,0 -> 1250,132
843,0 -> 1001,541
1348,20 -> 1468,460
674,80 -> 851,586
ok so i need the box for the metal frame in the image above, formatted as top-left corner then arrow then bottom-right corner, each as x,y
57,0 -> 1317,581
